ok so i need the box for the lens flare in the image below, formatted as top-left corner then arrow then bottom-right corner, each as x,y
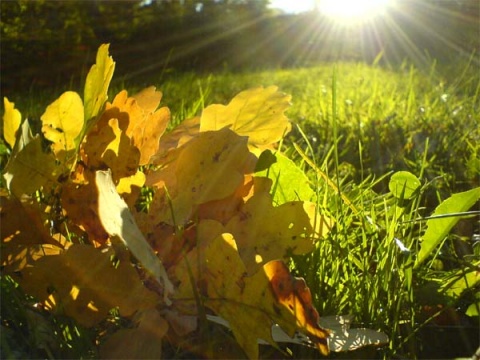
319,0 -> 392,23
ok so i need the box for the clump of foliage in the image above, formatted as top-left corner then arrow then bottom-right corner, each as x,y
1,44 -> 478,360
1,44 -> 337,359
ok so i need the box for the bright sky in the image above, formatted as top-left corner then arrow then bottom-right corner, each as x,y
268,0 -> 315,14
269,0 -> 393,21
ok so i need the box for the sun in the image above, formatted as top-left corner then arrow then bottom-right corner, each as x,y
319,0 -> 392,23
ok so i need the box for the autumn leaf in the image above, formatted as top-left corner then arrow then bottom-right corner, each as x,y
1,196 -> 67,272
2,97 -> 22,148
20,244 -> 159,327
100,308 -> 168,359
265,261 -> 330,355
41,91 -> 84,165
146,128 -> 256,225
173,226 -> 330,359
82,115 -> 140,180
130,87 -> 170,165
82,43 -> 115,137
200,86 -> 292,147
225,187 -> 334,273
151,116 -> 200,163
61,174 -> 110,245
3,120 -> 59,198
96,169 -> 174,304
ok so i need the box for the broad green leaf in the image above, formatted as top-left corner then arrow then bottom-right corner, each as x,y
41,91 -> 84,164
3,120 -> 58,197
83,43 -> 115,134
20,244 -> 159,327
95,169 -> 174,304
441,260 -> 480,298
466,301 -> 480,317
2,97 -> 21,148
255,151 -> 315,203
200,86 -> 291,147
389,171 -> 421,200
415,187 -> 480,268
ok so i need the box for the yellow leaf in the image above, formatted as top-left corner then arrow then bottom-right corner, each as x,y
96,169 -> 174,304
116,170 -> 146,207
1,196 -> 67,272
2,97 -> 21,148
174,228 -> 330,359
100,308 -> 168,359
200,86 -> 292,147
225,188 -> 334,273
146,128 -> 256,225
41,91 -> 84,162
82,115 -> 140,181
61,173 -> 110,245
83,44 -> 115,129
20,244 -> 159,327
151,116 -> 200,164
108,88 -> 170,166
3,133 -> 58,197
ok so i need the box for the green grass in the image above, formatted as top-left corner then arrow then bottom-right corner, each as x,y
148,59 -> 479,358
2,57 -> 479,358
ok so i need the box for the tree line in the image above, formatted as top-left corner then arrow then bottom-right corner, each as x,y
1,0 -> 478,93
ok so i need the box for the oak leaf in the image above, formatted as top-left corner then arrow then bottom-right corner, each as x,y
200,86 -> 291,147
146,128 -> 256,225
0,196 -> 67,272
96,169 -> 174,304
2,97 -> 21,148
83,44 -> 115,132
173,226 -> 330,359
3,120 -> 58,198
130,87 -> 170,165
41,91 -> 84,166
100,308 -> 168,359
225,188 -> 334,273
20,244 -> 159,327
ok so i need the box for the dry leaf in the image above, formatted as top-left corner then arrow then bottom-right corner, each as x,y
20,244 -> 159,327
100,308 -> 168,359
200,86 -> 291,147
96,169 -> 174,304
41,91 -> 84,162
146,128 -> 256,225
226,188 -> 334,273
2,97 -> 22,148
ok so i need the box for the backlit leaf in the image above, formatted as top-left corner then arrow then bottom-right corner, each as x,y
2,97 -> 21,148
255,151 -> 315,203
415,187 -> 480,268
225,189 -> 334,273
41,91 -> 84,164
96,169 -> 174,304
174,231 -> 330,359
200,86 -> 291,147
146,128 -> 256,225
3,120 -> 58,197
83,116 -> 140,181
389,171 -> 421,200
83,43 -> 115,134
20,244 -> 159,327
